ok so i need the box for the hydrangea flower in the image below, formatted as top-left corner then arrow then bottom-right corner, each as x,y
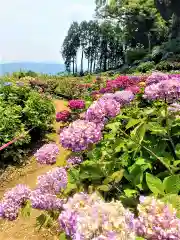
34,143 -> 59,165
0,184 -> 31,221
134,196 -> 180,239
37,167 -> 67,194
60,120 -> 102,152
143,79 -> 180,102
168,103 -> 180,113
68,100 -> 85,110
146,71 -> 169,86
126,86 -> 140,94
30,189 -> 64,210
66,156 -> 83,168
59,192 -> 135,240
85,98 -> 120,124
3,184 -> 31,206
56,110 -> 71,122
114,90 -> 134,105
0,200 -> 19,221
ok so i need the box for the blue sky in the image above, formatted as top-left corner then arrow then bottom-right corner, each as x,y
0,0 -> 95,63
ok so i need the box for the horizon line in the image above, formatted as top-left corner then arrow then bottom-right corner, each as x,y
1,61 -> 64,64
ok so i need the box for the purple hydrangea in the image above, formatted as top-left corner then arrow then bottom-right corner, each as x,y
60,120 -> 102,152
134,196 -> 180,239
30,189 -> 64,210
0,200 -> 19,221
114,90 -> 134,105
143,79 -> 180,102
37,167 -> 67,194
146,71 -> 169,86
68,100 -> 85,110
34,143 -> 59,165
168,103 -> 180,113
0,184 -> 31,221
66,156 -> 83,168
85,98 -> 120,124
3,184 -> 31,206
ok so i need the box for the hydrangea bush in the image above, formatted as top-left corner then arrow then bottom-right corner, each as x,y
1,72 -> 180,240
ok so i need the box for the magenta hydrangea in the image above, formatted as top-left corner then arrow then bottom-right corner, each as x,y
134,196 -> 180,239
114,90 -> 134,105
68,100 -> 85,110
60,120 -> 102,152
85,98 -> 120,124
144,78 -> 180,102
56,110 -> 71,122
37,167 -> 67,194
34,143 -> 59,165
30,189 -> 64,210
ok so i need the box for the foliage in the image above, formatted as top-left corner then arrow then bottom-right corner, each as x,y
136,61 -> 155,73
126,48 -> 148,64
0,84 -> 55,164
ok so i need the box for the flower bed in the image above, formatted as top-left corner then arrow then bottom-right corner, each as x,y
1,72 -> 180,239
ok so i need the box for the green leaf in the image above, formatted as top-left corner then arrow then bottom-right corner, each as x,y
106,122 -> 120,132
124,189 -> 138,198
173,160 -> 180,167
146,173 -> 165,196
163,175 -> 180,194
175,144 -> 180,158
97,185 -> 111,192
110,169 -> 124,183
59,232 -> 67,240
21,201 -> 31,218
126,118 -> 141,130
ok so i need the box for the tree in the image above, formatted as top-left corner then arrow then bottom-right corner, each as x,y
155,0 -> 180,38
61,22 -> 80,74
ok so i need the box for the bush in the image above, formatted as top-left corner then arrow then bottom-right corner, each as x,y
155,61 -> 180,71
126,48 -> 148,64
136,61 -> 155,73
151,45 -> 164,63
0,84 -> 55,164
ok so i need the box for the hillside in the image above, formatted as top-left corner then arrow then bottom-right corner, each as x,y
0,62 -> 65,75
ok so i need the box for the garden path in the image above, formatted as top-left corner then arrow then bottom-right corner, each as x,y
0,99 -> 69,240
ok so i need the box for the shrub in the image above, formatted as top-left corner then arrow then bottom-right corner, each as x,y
0,84 -> 55,164
136,61 -> 155,73
126,48 -> 148,64
155,61 -> 180,71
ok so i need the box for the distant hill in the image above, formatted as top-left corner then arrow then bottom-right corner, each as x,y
0,62 -> 65,76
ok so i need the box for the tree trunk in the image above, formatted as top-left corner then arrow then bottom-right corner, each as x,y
75,58 -> 77,73
80,51 -> 84,73
93,59 -> 96,72
73,58 -> 75,75
90,56 -> 93,73
88,58 -> 90,72
103,42 -> 108,72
